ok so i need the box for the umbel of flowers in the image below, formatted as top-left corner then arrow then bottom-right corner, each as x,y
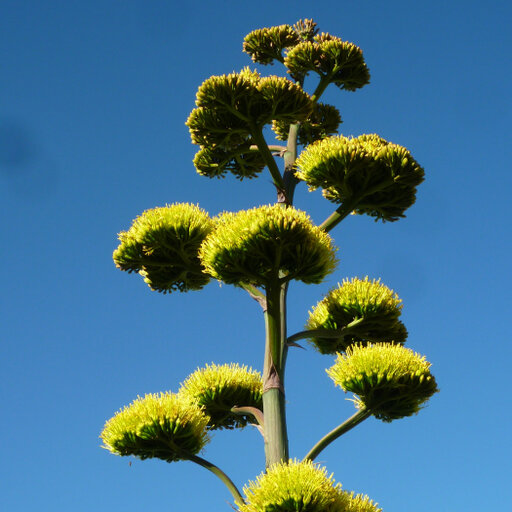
102,19 -> 437,511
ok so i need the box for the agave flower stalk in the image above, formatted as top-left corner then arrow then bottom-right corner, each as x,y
104,18 -> 436,510
262,279 -> 289,466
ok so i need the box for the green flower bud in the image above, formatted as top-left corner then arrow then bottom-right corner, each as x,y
113,203 -> 214,293
243,25 -> 300,65
199,205 -> 337,287
186,106 -> 251,149
239,459 -> 381,512
327,344 -> 439,422
295,134 -> 425,222
189,68 -> 312,138
284,36 -> 370,91
192,145 -> 266,180
293,19 -> 319,42
187,69 -> 313,180
306,277 -> 407,354
100,392 -> 210,462
272,102 -> 342,145
178,363 -> 263,430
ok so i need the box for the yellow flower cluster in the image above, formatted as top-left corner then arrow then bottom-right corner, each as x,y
113,203 -> 214,293
239,460 -> 381,512
243,24 -> 300,65
199,204 -> 337,287
100,392 -> 210,462
179,363 -> 263,430
295,134 -> 424,222
306,277 -> 407,353
327,344 -> 438,421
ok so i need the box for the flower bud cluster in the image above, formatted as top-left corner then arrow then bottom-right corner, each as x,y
186,68 -> 313,179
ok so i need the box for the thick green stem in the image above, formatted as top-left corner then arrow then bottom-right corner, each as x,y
262,281 -> 289,467
281,123 -> 299,204
303,408 -> 371,462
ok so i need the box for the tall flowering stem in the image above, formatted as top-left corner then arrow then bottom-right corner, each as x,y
104,19 -> 436,510
263,280 -> 289,466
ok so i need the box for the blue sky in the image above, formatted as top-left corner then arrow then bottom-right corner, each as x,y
1,1 -> 511,510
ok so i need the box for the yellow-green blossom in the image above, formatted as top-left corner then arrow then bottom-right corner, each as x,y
200,204 -> 337,287
327,344 -> 438,422
295,134 -> 424,222
100,392 -> 210,462
239,459 -> 381,512
113,203 -> 214,293
306,277 -> 407,354
179,363 -> 263,430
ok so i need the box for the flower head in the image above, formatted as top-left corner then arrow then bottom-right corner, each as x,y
243,24 -> 300,65
199,205 -> 337,287
306,277 -> 407,354
284,35 -> 370,90
239,459 -> 381,512
178,363 -> 263,430
327,343 -> 438,421
113,203 -> 214,293
295,134 -> 425,222
100,392 -> 210,462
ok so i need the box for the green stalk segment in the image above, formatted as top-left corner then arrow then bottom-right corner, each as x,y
303,407 -> 371,462
262,281 -> 289,467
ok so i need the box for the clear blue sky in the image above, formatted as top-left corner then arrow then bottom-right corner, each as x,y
1,1 -> 510,510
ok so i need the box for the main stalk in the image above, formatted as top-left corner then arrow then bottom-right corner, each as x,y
262,282 -> 288,467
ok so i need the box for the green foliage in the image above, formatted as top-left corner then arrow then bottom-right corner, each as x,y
100,392 -> 210,462
306,277 -> 407,354
199,204 -> 338,287
113,203 -> 214,293
327,344 -> 439,422
178,363 -> 263,430
295,134 -> 425,221
239,460 -> 381,512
